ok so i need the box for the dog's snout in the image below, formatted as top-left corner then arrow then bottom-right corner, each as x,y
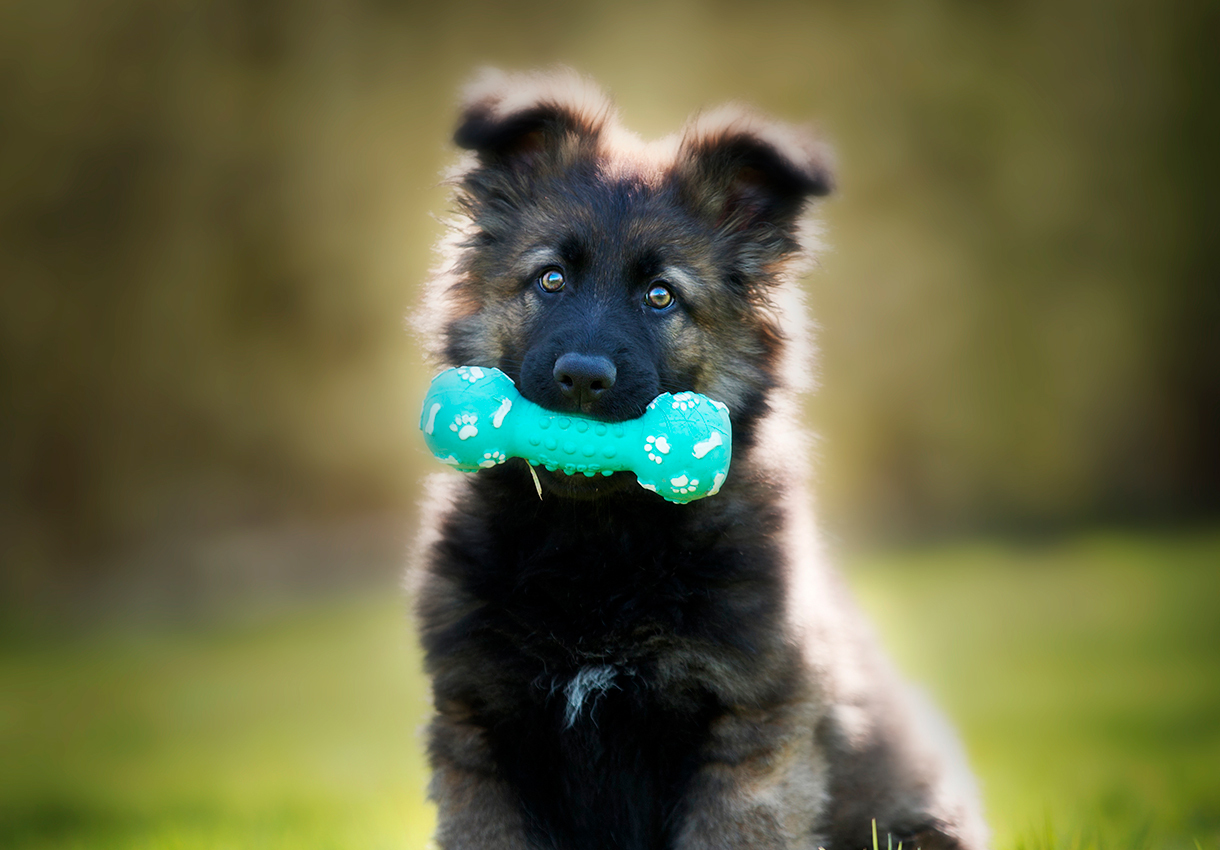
553,353 -> 617,407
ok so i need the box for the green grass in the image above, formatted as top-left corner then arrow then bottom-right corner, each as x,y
2,529 -> 1218,848
849,529 -> 1220,850
0,596 -> 435,849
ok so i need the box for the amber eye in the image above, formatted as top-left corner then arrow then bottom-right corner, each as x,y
537,268 -> 566,293
644,283 -> 674,309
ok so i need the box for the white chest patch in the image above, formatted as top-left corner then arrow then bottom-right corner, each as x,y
563,664 -> 619,728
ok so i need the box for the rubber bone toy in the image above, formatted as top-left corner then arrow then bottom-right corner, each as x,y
419,366 -> 732,504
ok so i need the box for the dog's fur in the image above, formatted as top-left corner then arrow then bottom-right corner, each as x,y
412,69 -> 988,850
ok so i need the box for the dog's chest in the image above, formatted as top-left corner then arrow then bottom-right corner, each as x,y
426,483 -> 785,847
488,661 -> 719,850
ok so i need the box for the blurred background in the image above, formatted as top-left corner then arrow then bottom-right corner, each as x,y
1,0 -> 1216,848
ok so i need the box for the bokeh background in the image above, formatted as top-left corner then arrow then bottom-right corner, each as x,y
1,0 -> 1217,848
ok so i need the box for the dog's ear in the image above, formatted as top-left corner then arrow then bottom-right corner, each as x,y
454,68 -> 613,171
676,106 -> 833,233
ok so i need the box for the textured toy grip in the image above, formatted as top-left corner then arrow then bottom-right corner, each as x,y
419,366 -> 732,504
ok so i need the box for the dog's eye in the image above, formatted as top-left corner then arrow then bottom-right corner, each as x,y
537,268 -> 566,293
644,283 -> 674,310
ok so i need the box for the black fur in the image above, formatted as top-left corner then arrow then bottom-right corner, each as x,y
422,467 -> 789,848
414,69 -> 987,850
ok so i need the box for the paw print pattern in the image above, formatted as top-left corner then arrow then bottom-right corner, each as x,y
644,435 -> 671,464
692,431 -> 723,459
450,413 -> 478,441
423,402 -> 441,435
479,450 -> 506,468
670,392 -> 697,411
492,397 -> 512,428
456,366 -> 486,383
669,474 -> 699,495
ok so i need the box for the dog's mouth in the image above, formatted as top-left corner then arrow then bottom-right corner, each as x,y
531,465 -> 637,501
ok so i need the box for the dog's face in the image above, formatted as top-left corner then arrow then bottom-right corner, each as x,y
424,70 -> 831,495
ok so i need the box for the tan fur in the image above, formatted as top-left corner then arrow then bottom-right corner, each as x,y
413,69 -> 989,850
429,714 -> 534,850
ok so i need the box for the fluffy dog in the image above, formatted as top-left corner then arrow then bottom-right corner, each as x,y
412,69 -> 987,850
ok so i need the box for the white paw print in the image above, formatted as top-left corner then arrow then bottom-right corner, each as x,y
671,392 -> 697,411
644,435 -> 671,464
669,474 -> 699,495
707,471 -> 726,496
456,366 -> 486,383
479,450 -> 506,468
450,413 -> 478,440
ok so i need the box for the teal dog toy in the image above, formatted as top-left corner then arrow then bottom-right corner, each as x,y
419,366 -> 732,504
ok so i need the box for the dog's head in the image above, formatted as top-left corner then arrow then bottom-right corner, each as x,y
422,69 -> 831,490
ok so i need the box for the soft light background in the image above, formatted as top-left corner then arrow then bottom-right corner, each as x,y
1,0 -> 1216,848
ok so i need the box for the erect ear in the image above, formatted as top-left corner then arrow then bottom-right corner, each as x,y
675,106 -> 833,232
453,68 -> 615,170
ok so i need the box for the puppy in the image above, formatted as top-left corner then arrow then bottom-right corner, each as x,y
412,68 -> 988,850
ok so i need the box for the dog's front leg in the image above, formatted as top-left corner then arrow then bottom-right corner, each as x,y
674,704 -> 830,850
427,713 -> 533,850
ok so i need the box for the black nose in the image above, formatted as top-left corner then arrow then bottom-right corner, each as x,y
553,353 -> 617,408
